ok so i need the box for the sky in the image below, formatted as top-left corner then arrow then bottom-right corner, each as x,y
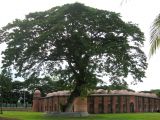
0,0 -> 160,91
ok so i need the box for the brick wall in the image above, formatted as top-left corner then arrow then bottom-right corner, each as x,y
33,94 -> 160,113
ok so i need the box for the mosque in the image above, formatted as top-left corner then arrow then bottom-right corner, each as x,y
32,89 -> 160,113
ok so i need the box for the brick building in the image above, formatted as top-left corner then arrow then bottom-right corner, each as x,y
32,89 -> 160,113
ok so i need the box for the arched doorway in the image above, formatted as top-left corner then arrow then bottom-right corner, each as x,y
130,102 -> 134,112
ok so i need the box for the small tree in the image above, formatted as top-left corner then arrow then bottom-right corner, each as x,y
25,76 -> 56,96
0,3 -> 147,111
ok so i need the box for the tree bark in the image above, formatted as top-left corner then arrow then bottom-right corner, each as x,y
64,85 -> 81,112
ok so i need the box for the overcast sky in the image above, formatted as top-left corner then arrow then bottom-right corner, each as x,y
0,0 -> 160,91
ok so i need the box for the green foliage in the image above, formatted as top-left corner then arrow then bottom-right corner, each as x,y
0,74 -> 12,94
0,73 -> 60,104
96,80 -> 128,90
0,3 -> 147,99
109,79 -> 128,90
0,75 -> 32,105
150,89 -> 160,97
25,76 -> 57,96
12,80 -> 24,92
139,89 -> 160,97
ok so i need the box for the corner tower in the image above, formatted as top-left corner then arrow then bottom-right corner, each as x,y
32,90 -> 41,112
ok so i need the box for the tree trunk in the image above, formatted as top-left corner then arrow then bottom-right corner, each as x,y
64,103 -> 73,112
64,85 -> 80,112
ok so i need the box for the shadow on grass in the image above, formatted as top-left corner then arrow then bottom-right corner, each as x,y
0,117 -> 19,120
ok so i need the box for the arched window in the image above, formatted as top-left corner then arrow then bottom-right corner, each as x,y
108,104 -> 112,113
88,97 -> 94,113
54,104 -> 57,111
116,104 -> 120,113
130,102 -> 134,112
123,104 -> 127,113
99,103 -> 103,113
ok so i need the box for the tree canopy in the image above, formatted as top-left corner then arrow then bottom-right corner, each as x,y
0,3 -> 147,111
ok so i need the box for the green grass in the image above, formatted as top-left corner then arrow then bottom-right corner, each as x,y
0,111 -> 160,120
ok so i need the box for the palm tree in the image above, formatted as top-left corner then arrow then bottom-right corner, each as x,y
150,14 -> 160,56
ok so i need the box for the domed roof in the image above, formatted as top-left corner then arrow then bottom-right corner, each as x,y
34,90 -> 41,94
91,89 -> 158,98
46,93 -> 53,97
95,89 -> 107,94
57,90 -> 70,95
45,91 -> 70,97
33,89 -> 41,97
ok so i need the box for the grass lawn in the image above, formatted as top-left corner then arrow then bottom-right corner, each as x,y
0,111 -> 160,120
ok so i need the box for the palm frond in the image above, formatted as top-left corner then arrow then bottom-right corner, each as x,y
150,14 -> 160,57
120,0 -> 128,6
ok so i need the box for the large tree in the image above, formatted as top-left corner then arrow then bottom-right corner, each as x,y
0,3 -> 147,111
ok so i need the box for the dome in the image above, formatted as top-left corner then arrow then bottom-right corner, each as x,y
95,89 -> 107,94
52,92 -> 58,96
57,90 -> 70,95
45,91 -> 70,97
34,90 -> 41,94
34,90 -> 41,97
46,93 -> 53,97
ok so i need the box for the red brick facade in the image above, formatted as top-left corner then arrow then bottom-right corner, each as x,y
32,90 -> 160,113
87,95 -> 160,113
